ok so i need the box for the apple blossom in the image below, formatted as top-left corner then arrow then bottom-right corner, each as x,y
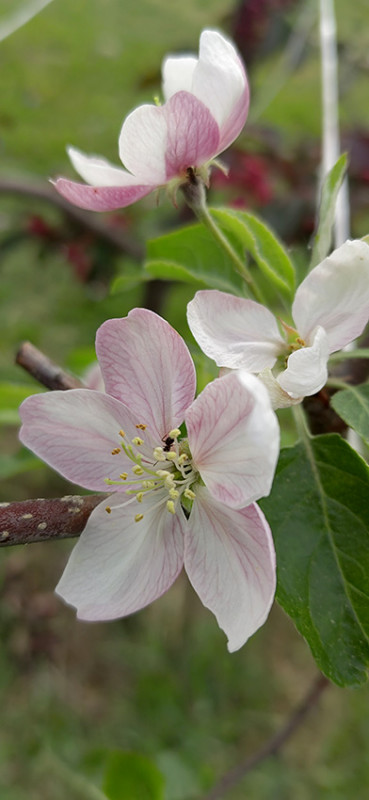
52,29 -> 249,211
187,239 -> 369,408
19,309 -> 279,651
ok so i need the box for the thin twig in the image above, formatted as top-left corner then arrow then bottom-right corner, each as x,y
16,341 -> 84,390
0,177 -> 144,260
0,494 -> 103,547
201,673 -> 329,800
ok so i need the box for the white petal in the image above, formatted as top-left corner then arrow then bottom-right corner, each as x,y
293,240 -> 369,352
56,492 -> 185,620
192,30 -> 248,144
258,368 -> 302,409
119,103 -> 168,183
162,55 -> 197,100
184,486 -> 276,651
277,326 -> 329,397
187,290 -> 285,371
67,146 -> 147,187
186,371 -> 279,509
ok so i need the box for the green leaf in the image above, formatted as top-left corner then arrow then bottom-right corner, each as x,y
331,382 -> 369,444
0,382 -> 43,425
103,752 -> 164,800
110,265 -> 148,295
260,433 -> 369,687
145,222 -> 245,295
211,208 -> 296,301
145,208 -> 295,302
310,153 -> 348,268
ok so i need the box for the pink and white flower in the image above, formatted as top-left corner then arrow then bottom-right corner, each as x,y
19,309 -> 279,651
52,30 -> 249,212
187,239 -> 369,408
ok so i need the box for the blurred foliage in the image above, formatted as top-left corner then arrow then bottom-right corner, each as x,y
1,0 -> 369,798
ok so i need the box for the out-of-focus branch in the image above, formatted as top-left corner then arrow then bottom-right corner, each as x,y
0,495 -> 103,547
201,673 -> 329,800
5,344 -> 104,548
0,177 -> 144,260
16,341 -> 84,390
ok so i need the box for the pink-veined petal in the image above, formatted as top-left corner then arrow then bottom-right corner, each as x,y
293,239 -> 369,352
52,178 -> 154,211
67,146 -> 144,187
187,290 -> 285,371
83,362 -> 105,392
184,486 -> 276,651
163,91 -> 220,177
191,30 -> 249,153
19,389 -> 154,492
119,103 -> 169,183
56,491 -> 185,621
186,371 -> 279,509
96,309 -> 197,441
277,326 -> 329,398
162,55 -> 197,100
161,31 -> 248,155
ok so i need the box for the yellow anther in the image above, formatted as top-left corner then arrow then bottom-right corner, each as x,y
142,480 -> 155,489
136,423 -> 147,430
119,430 -> 126,438
133,465 -> 144,476
153,447 -> 166,461
111,447 -> 121,455
169,488 -> 179,499
165,475 -> 175,489
156,469 -> 170,478
166,451 -> 176,462
136,492 -> 144,503
169,428 -> 181,438
166,500 -> 176,515
184,489 -> 196,500
132,436 -> 144,446
135,513 -> 144,523
178,454 -> 188,465
105,506 -> 112,514
119,473 -> 128,480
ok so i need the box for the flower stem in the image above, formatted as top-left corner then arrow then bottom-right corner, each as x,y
181,177 -> 266,303
326,377 -> 350,391
329,348 -> 369,362
292,403 -> 312,441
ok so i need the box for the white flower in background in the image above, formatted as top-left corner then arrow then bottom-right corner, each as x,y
187,240 -> 369,408
53,30 -> 249,211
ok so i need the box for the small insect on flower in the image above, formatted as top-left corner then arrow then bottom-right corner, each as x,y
162,435 -> 175,452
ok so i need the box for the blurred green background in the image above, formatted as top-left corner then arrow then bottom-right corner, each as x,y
1,0 -> 369,797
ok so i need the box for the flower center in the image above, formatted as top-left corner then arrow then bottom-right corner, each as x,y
277,318 -> 306,367
104,425 -> 198,523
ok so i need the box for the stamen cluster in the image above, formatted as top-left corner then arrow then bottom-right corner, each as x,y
104,426 -> 197,522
